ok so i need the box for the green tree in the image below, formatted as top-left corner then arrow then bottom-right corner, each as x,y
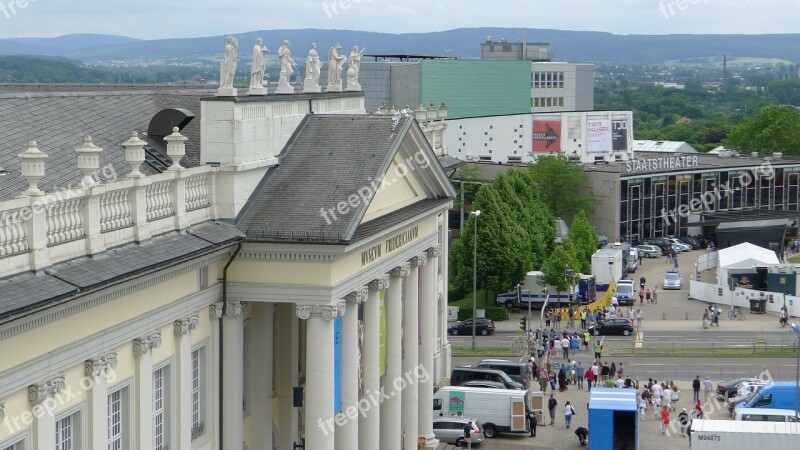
565,210 -> 598,273
724,104 -> 800,155
527,155 -> 594,223
540,244 -> 580,304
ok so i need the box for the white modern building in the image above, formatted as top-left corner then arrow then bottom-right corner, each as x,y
0,84 -> 455,450
446,110 -> 634,164
632,140 -> 697,153
530,62 -> 595,113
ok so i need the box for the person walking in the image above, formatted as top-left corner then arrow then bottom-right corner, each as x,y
671,384 -> 680,411
652,287 -> 658,304
640,275 -> 646,290
636,309 -> 643,327
539,367 -> 549,393
678,408 -> 690,437
545,310 -> 552,328
594,340 -> 603,360
703,376 -> 713,402
645,289 -> 652,304
639,393 -> 648,420
548,393 -> 558,425
570,334 -> 580,357
673,255 -> 679,269
610,362 -> 617,379
660,405 -> 670,435
561,336 -> 570,360
564,401 -> 576,429
601,362 -> 610,382
463,421 -> 474,449
580,309 -> 587,330
666,248 -> 673,264
575,362 -> 585,390
527,409 -> 538,437
692,375 -> 701,402
555,311 -> 562,331
702,309 -> 709,329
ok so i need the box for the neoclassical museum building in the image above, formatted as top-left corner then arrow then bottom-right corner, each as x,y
0,78 -> 455,449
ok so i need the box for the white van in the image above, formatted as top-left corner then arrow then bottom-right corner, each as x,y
734,408 -> 800,422
433,386 -> 530,438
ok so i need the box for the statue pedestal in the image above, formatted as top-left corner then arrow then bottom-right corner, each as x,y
215,87 -> 238,97
303,79 -> 321,93
248,86 -> 267,96
276,82 -> 294,94
346,82 -> 362,92
325,83 -> 342,93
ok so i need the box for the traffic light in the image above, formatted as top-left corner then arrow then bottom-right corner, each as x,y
519,316 -> 527,331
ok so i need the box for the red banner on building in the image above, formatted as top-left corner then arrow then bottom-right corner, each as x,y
532,119 -> 561,152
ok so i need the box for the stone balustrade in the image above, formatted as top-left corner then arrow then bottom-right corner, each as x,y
0,156 -> 218,278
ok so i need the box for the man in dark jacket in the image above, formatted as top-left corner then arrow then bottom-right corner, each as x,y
527,410 -> 538,437
463,421 -> 473,448
692,375 -> 701,402
575,426 -> 589,445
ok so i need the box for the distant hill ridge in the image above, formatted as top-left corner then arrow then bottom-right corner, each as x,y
0,28 -> 798,64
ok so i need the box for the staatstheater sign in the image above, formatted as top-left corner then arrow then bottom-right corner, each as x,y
625,155 -> 699,173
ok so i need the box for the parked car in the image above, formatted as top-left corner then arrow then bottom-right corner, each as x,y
450,367 -> 524,390
472,359 -> 532,389
432,417 -> 485,446
667,238 -> 692,252
636,244 -> 662,258
663,270 -> 682,290
640,238 -> 672,255
449,318 -> 495,336
678,236 -> 703,249
460,380 -> 507,389
716,377 -> 763,400
734,407 -> 800,422
736,381 -> 800,410
588,317 -> 634,336
728,382 -> 767,415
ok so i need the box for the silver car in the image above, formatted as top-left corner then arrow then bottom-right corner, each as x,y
663,270 -> 681,290
432,417 -> 485,446
636,244 -> 661,258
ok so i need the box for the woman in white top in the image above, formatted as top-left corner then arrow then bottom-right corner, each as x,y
639,396 -> 648,420
670,385 -> 680,411
662,385 -> 672,412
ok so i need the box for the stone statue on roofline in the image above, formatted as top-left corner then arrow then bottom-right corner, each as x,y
217,36 -> 238,97
346,45 -> 365,91
303,43 -> 322,93
276,40 -> 297,94
249,38 -> 269,95
326,44 -> 346,92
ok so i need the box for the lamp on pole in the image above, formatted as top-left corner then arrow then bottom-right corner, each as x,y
791,322 -> 800,420
471,210 -> 481,351
538,287 -> 549,359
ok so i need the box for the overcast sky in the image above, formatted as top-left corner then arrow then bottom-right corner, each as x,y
0,0 -> 797,39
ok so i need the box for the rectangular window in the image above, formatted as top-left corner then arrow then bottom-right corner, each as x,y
191,347 -> 207,439
108,387 -> 130,450
198,266 -> 209,290
153,366 -> 170,450
0,439 -> 26,450
558,98 -> 564,107
56,410 -> 81,450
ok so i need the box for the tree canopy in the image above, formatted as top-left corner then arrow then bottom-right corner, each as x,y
527,155 -> 594,224
724,104 -> 800,155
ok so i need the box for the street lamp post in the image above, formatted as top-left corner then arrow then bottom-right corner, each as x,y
538,287 -> 549,359
471,210 -> 481,351
791,323 -> 800,420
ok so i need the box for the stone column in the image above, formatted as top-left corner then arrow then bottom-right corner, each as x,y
335,288 -> 367,450
133,332 -> 162,449
381,263 -> 409,450
209,303 -> 223,450
360,275 -> 388,449
174,315 -> 200,450
419,246 -> 440,449
222,302 -> 245,450
252,303 -> 275,449
86,352 -> 118,450
275,304 -> 300,450
297,303 -> 344,450
402,253 -> 424,450
28,375 -> 66,449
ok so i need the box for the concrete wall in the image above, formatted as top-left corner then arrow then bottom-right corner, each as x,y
531,62 -> 595,113
586,169 -> 621,239
390,63 -> 421,111
575,64 -> 596,110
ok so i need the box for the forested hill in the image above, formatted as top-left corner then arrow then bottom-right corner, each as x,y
1,28 -> 798,64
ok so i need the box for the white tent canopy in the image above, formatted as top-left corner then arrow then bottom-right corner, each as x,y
716,242 -> 779,286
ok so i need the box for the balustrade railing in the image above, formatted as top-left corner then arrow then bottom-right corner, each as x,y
146,180 -> 175,221
46,198 -> 85,246
0,208 -> 29,256
100,189 -> 133,232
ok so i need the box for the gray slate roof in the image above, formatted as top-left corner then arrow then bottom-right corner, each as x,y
0,85 -> 214,200
236,114 -> 451,243
0,221 -> 239,322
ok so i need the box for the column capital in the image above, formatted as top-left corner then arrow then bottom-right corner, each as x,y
370,273 -> 391,290
295,303 -> 345,321
345,286 -> 369,304
390,263 -> 411,279
0,401 -> 5,423
85,351 -> 118,378
133,332 -> 162,356
209,302 -> 224,319
174,314 -> 201,335
410,252 -> 428,267
28,374 -> 65,404
426,244 -> 442,259
225,301 -> 247,318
